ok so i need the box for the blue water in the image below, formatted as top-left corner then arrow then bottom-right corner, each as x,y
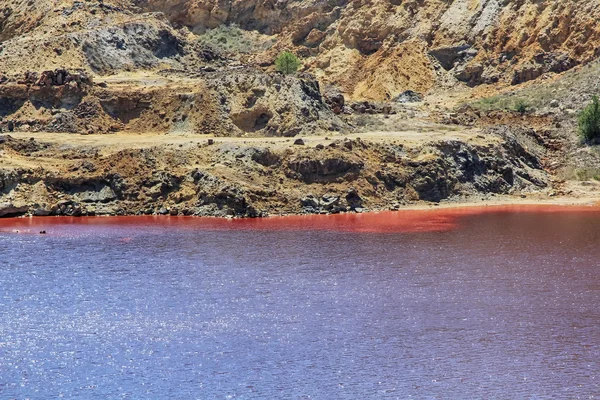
1,211 -> 600,398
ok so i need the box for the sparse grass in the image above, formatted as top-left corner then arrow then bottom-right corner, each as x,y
472,95 -> 513,112
469,61 -> 600,114
471,95 -> 532,113
197,24 -> 276,54
437,125 -> 462,132
561,166 -> 600,181
579,169 -> 600,181
354,114 -> 377,127
353,114 -> 384,131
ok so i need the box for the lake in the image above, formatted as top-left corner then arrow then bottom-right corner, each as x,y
1,206 -> 599,398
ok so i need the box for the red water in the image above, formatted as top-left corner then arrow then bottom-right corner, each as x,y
1,204 -> 599,234
3,204 -> 600,398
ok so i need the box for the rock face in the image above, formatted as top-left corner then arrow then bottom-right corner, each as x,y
394,90 -> 423,104
0,70 -> 344,136
3,0 -> 600,100
131,0 -> 600,98
214,72 -> 343,137
0,202 -> 28,217
0,127 -> 551,218
81,20 -> 186,73
0,2 -> 189,74
287,153 -> 364,183
0,0 -> 580,219
0,0 -> 349,136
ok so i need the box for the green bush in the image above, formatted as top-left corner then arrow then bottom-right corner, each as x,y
198,24 -> 275,54
579,95 -> 600,143
515,99 -> 528,114
275,51 -> 301,75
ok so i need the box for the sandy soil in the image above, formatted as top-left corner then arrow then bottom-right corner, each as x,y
6,123 -> 495,155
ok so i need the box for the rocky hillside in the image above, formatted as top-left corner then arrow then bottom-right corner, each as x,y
0,1 -> 345,137
133,0 -> 600,99
3,0 -> 600,100
0,69 -> 343,136
0,0 -> 198,74
2,0 -> 599,218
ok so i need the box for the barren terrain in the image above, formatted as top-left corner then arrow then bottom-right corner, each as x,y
0,100 -> 565,217
2,0 -> 600,217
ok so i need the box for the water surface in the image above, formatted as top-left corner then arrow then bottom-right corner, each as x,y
1,206 -> 599,398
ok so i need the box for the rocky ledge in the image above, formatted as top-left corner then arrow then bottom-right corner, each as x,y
0,125 -> 553,218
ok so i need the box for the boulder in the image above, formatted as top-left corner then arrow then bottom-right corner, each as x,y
33,206 -> 51,216
300,194 -> 320,208
251,147 -> 281,166
323,85 -> 345,114
429,44 -> 475,70
345,188 -> 363,209
288,156 -> 364,182
454,63 -> 484,85
76,186 -> 117,203
320,194 -> 339,209
350,101 -> 382,114
394,90 -> 423,103
0,202 -> 28,217
33,69 -> 92,87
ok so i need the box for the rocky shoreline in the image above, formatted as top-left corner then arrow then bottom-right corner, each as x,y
0,125 -> 555,219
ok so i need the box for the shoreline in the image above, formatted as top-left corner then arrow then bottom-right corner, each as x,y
3,196 -> 600,235
1,195 -> 599,221
0,129 -> 594,220
395,195 -> 600,211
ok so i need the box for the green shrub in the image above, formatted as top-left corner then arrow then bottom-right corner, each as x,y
579,95 -> 600,143
275,51 -> 301,75
515,100 -> 528,114
198,24 -> 275,54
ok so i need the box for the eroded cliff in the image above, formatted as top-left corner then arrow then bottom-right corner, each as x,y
3,0 -> 600,99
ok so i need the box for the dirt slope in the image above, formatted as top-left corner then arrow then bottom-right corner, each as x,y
134,0 -> 600,99
4,0 -> 600,99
